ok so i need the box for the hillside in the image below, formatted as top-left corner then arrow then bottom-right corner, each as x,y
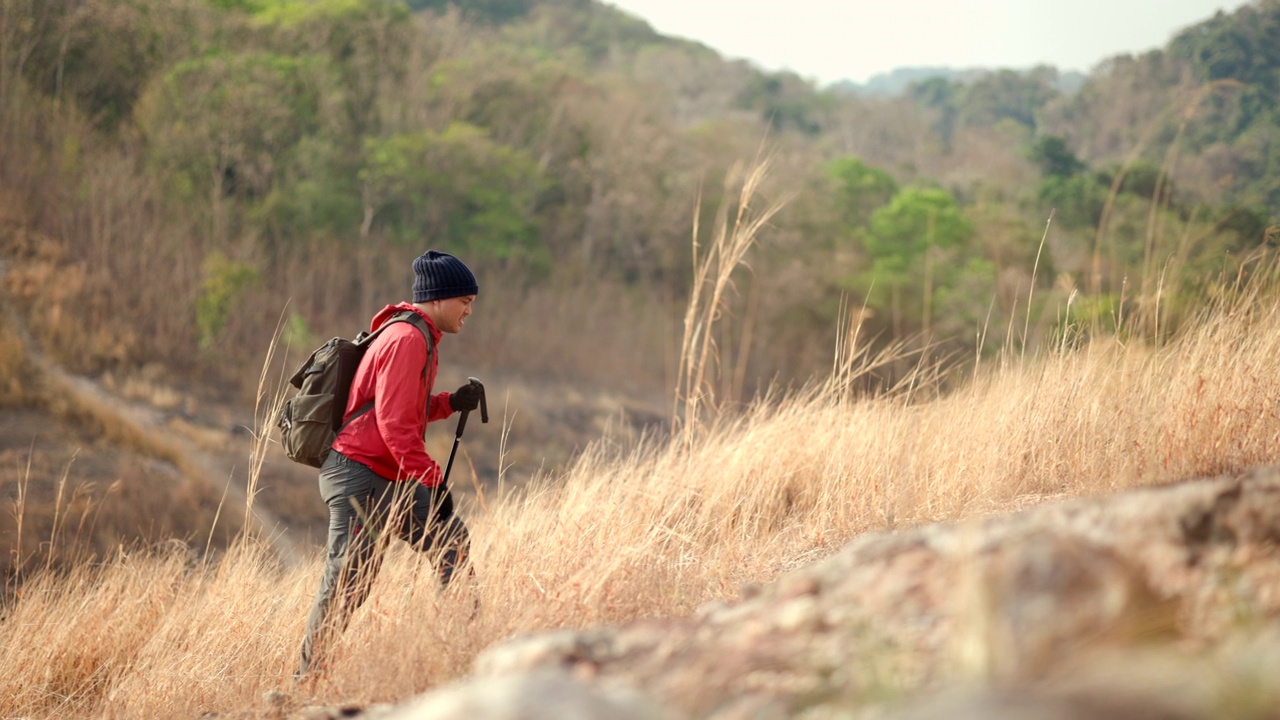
1,0 -> 1279,593
833,66 -> 1087,97
1,253 -> 1279,718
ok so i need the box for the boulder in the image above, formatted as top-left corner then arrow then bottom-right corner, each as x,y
406,468 -> 1280,718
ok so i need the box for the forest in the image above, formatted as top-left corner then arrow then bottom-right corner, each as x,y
1,0 -> 1277,407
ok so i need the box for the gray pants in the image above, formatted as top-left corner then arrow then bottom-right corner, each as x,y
298,450 -> 470,676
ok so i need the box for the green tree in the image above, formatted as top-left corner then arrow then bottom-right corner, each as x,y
907,76 -> 961,144
736,71 -> 829,135
136,51 -> 322,204
860,186 -> 985,335
253,0 -> 413,137
1038,174 -> 1108,228
827,156 -> 898,229
19,0 -> 170,129
1028,135 -> 1085,178
252,134 -> 364,241
957,67 -> 1059,130
360,122 -> 547,268
195,251 -> 260,348
1171,4 -> 1280,92
865,187 -> 972,281
408,0 -> 532,23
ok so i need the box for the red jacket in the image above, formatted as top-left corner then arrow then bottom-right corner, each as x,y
331,303 -> 455,485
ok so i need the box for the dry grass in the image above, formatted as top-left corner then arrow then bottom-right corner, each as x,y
5,271 -> 1280,717
5,163 -> 1280,717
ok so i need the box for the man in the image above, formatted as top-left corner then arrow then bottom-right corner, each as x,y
297,249 -> 483,677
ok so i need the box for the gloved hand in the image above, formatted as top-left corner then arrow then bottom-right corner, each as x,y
450,382 -> 482,412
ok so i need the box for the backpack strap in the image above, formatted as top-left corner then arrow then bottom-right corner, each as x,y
338,310 -> 436,432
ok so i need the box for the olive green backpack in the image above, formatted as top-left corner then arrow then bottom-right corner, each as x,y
276,310 -> 431,468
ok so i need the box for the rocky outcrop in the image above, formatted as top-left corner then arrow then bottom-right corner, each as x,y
384,672 -> 662,720
374,467 -> 1280,720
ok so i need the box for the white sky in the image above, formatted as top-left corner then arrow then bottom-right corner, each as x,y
605,0 -> 1251,85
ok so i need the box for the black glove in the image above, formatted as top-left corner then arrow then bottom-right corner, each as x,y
450,382 -> 482,412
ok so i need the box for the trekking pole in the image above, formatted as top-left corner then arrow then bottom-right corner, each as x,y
442,377 -> 487,485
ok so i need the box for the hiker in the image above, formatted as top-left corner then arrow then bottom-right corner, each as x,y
297,249 -> 483,677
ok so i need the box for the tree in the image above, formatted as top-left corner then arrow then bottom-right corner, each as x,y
135,51 -> 324,238
907,76 -> 961,145
408,0 -> 531,24
1029,135 -> 1085,178
957,67 -> 1060,131
1171,4 -> 1280,93
1113,159 -> 1173,201
360,122 -> 547,268
827,156 -> 898,229
517,0 -> 662,62
859,186 -> 985,336
195,251 -> 260,348
865,188 -> 972,279
737,70 -> 830,135
1037,174 -> 1108,228
253,0 -> 414,137
17,0 -> 171,129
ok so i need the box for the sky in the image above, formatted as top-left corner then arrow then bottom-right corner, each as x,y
604,0 -> 1251,86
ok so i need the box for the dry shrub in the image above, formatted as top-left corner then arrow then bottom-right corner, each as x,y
449,267 -> 678,397
0,314 -> 31,405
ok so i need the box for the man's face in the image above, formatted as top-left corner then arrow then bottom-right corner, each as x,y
433,295 -> 475,333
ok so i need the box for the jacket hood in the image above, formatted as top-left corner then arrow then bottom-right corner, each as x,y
370,302 -> 441,339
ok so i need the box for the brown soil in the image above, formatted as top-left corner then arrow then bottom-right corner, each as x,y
0,404 -> 230,579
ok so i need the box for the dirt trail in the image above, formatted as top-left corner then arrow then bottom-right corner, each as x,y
1,257 -> 302,565
49,370 -> 303,565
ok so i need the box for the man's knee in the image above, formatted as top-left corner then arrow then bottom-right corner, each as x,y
436,518 -> 471,586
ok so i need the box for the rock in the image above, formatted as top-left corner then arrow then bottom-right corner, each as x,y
382,671 -> 663,720
472,629 -> 609,677
288,702 -> 391,720
262,690 -> 288,720
973,532 -> 1178,680
897,686 -> 1197,720
387,468 -> 1280,719
462,469 -> 1280,718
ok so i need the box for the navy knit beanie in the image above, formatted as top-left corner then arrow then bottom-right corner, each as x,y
412,250 -> 478,302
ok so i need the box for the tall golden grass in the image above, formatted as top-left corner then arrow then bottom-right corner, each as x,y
4,181 -> 1280,717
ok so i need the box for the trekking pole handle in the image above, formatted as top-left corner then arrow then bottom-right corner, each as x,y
467,376 -> 489,424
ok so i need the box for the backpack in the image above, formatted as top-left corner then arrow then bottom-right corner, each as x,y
277,310 -> 432,468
